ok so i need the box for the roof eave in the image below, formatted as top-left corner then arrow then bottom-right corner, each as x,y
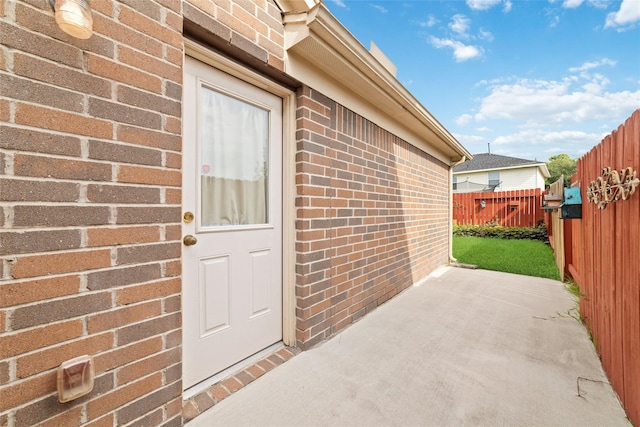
454,162 -> 550,176
282,3 -> 471,162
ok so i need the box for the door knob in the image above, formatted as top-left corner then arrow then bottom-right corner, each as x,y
183,235 -> 197,246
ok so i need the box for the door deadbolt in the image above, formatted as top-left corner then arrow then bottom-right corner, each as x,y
183,212 -> 194,223
183,235 -> 197,246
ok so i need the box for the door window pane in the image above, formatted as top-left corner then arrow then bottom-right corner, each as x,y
199,84 -> 269,226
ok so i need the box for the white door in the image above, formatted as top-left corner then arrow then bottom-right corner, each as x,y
182,57 -> 283,390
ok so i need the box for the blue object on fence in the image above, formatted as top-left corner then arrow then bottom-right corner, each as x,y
560,187 -> 582,219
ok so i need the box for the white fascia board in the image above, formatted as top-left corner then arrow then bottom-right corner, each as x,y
283,3 -> 471,164
538,163 -> 551,178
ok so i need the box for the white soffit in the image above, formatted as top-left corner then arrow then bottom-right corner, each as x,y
283,3 -> 471,164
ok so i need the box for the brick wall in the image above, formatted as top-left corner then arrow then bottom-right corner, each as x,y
183,0 -> 286,72
295,86 -> 451,349
1,1 -> 183,425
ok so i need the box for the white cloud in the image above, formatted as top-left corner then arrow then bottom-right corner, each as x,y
419,15 -> 439,27
587,0 -> 610,9
371,4 -> 388,13
450,14 -> 471,37
473,76 -> 639,125
605,0 -> 640,29
478,29 -> 494,41
466,0 -> 502,10
453,134 -> 486,143
429,37 -> 484,61
330,0 -> 347,8
503,0 -> 513,12
456,114 -> 474,126
568,58 -> 616,73
562,0 -> 584,8
476,127 -> 492,132
493,129 -> 605,151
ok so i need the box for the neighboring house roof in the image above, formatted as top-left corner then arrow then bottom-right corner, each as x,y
453,153 -> 550,178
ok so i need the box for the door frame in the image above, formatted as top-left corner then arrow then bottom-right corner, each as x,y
184,39 -> 297,349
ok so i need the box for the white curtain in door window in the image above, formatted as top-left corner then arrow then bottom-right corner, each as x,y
200,84 -> 269,226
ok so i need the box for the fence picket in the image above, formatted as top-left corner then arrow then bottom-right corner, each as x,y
452,188 -> 543,228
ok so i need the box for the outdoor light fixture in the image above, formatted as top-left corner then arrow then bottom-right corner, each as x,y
49,0 -> 93,39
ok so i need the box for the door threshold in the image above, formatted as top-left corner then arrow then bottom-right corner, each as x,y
182,344 -> 300,424
183,342 -> 283,400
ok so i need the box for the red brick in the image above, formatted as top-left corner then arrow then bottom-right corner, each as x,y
115,381 -> 181,425
166,188 -> 182,204
87,226 -> 161,247
0,229 -> 81,256
0,276 -> 76,308
11,249 -> 111,279
0,310 -> 5,332
165,116 -> 182,134
87,264 -> 163,291
164,260 -> 181,277
89,97 -> 161,130
17,332 -> 114,378
116,206 -> 181,225
118,6 -> 182,48
221,377 -> 243,393
0,21 -> 82,68
117,124 -> 181,151
182,400 -> 199,422
84,413 -> 116,427
15,103 -> 112,139
88,139 -> 162,166
116,278 -> 180,305
87,372 -> 163,420
246,364 -> 266,379
116,242 -> 180,265
94,336 -> 163,374
0,125 -> 82,157
0,319 -> 83,358
0,100 -> 8,122
206,383 -> 229,403
87,53 -> 161,94
0,361 -> 9,385
91,14 -> 162,57
13,154 -> 111,181
88,300 -> 162,334
1,74 -> 83,112
87,184 -> 161,204
0,178 -> 79,202
12,292 -> 111,329
32,405 -> 83,427
13,51 -> 111,98
116,312 -> 180,346
117,347 -> 180,386
118,164 -> 181,186
120,45 -> 182,83
0,371 -> 54,412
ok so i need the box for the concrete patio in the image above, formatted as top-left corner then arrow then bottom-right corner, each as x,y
189,266 -> 629,426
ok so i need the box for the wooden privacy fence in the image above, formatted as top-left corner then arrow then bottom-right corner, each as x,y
556,109 -> 639,427
453,189 -> 544,227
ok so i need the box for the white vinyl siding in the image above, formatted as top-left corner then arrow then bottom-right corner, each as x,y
453,166 -> 545,193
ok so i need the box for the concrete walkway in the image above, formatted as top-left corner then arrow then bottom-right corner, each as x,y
190,267 -> 629,427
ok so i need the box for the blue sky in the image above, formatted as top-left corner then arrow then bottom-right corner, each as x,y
325,0 -> 640,162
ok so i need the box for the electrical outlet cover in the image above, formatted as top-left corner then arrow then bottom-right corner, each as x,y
57,355 -> 95,403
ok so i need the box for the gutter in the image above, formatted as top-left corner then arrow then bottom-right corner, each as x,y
449,156 -> 467,264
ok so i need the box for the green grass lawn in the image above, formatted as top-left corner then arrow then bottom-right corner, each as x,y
452,236 -> 561,280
